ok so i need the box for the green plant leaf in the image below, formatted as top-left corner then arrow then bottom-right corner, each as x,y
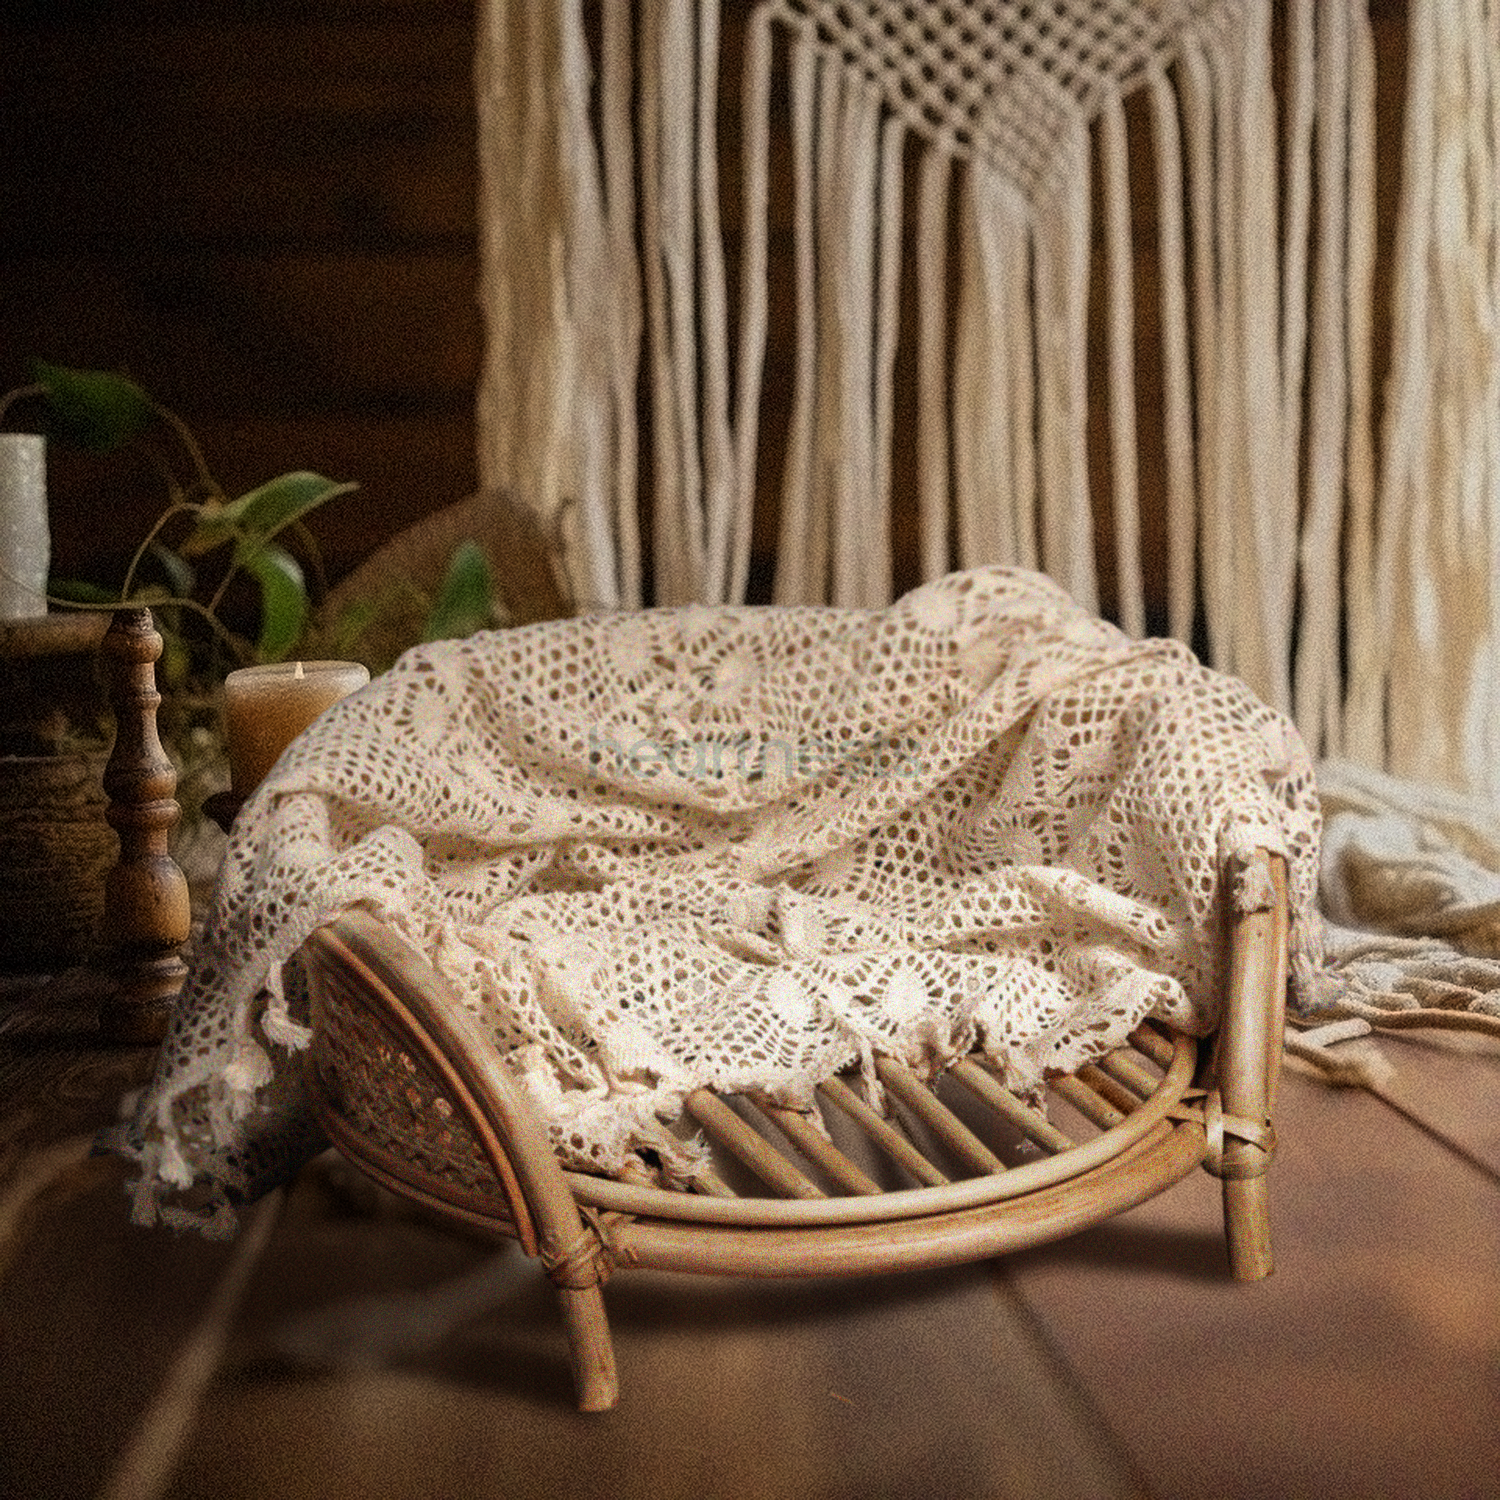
242,544 -> 307,662
146,538 -> 195,600
30,361 -> 157,453
423,540 -> 494,642
194,471 -> 355,553
328,596 -> 379,657
173,499 -> 238,558
156,629 -> 192,692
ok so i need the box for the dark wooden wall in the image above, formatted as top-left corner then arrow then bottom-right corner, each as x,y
0,0 -> 479,600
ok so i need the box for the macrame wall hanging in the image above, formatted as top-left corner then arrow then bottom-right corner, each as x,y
1346,0 -> 1500,802
475,0 -> 1500,805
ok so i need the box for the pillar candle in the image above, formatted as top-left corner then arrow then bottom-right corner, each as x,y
223,659 -> 370,798
0,433 -> 49,621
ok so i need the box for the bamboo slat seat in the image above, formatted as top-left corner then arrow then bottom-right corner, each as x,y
298,848 -> 1290,1411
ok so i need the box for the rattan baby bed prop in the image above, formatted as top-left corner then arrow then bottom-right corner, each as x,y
117,567 -> 1321,1412
300,855 -> 1290,1412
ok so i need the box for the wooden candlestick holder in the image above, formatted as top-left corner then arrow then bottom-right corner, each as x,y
97,607 -> 191,1045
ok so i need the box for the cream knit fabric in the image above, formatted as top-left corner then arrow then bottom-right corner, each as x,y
116,569 -> 1322,1229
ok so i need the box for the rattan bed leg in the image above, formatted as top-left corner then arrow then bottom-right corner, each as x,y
1214,849 -> 1290,1281
307,913 -> 627,1407
556,1284 -> 619,1411
1223,1176 -> 1273,1280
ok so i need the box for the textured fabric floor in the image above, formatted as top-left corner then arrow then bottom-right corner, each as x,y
2,973 -> 1497,1500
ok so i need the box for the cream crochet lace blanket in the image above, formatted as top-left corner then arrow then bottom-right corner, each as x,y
119,569 -> 1321,1231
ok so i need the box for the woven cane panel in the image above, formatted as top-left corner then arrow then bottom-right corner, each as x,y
313,970 -> 499,1202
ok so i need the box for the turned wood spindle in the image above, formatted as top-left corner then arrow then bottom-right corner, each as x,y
98,607 -> 191,1045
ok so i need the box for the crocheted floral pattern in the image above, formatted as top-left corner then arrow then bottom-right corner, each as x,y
121,567 -> 1320,1218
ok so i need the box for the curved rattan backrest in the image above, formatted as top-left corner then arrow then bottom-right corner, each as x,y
305,913 -> 569,1259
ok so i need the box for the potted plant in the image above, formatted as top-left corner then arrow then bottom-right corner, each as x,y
3,361 -> 361,674
0,360 -> 519,972
0,361 -> 364,972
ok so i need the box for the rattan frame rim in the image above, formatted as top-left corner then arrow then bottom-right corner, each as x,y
306,908 -> 1203,1232
561,1029 -> 1199,1226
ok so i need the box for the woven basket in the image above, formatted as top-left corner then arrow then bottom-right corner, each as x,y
0,752 -> 115,973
